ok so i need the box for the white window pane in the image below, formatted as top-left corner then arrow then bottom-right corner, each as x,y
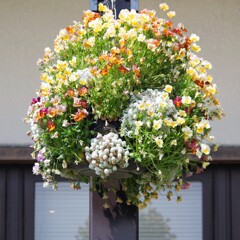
139,182 -> 202,240
35,182 -> 89,240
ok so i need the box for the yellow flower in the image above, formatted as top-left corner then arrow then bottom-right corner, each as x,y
195,123 -> 204,134
207,75 -> 213,83
171,121 -> 178,128
164,85 -> 173,93
187,67 -> 197,80
192,43 -> 201,52
159,3 -> 169,11
206,84 -> 217,95
177,117 -> 185,125
179,110 -> 187,117
167,11 -> 176,19
79,78 -> 87,85
98,3 -> 108,12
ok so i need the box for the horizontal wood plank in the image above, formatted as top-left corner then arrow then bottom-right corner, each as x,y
0,146 -> 240,163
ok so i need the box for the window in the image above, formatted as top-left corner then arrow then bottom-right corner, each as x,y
35,183 -> 89,240
139,182 -> 202,240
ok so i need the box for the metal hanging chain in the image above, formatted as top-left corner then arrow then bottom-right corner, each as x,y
101,0 -> 117,19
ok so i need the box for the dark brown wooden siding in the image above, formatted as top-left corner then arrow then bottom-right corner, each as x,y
0,165 -> 35,240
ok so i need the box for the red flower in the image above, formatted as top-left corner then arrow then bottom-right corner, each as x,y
37,108 -> 48,119
173,96 -> 182,107
118,65 -> 128,74
80,100 -> 87,109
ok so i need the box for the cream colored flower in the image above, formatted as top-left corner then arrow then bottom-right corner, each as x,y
135,121 -> 143,128
179,110 -> 187,117
159,3 -> 169,11
182,96 -> 192,104
164,85 -> 173,93
167,11 -> 176,18
200,143 -> 210,155
182,126 -> 193,140
137,34 -> 146,42
190,33 -> 200,42
155,137 -> 163,148
177,117 -> 185,125
153,119 -> 163,130
206,84 -> 217,95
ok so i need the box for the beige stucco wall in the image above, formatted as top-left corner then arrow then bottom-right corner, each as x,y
0,0 -> 239,145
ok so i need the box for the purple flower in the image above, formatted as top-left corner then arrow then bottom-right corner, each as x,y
36,152 -> 45,162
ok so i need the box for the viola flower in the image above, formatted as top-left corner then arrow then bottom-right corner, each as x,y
190,34 -> 200,42
200,143 -> 210,155
62,120 -> 70,127
164,85 -> 173,93
50,96 -> 61,106
66,89 -> 75,98
48,108 -> 57,118
167,11 -> 176,19
37,108 -> 48,119
72,109 -> 88,122
46,120 -> 56,132
159,3 -> 169,11
31,98 -> 39,105
173,96 -> 182,107
182,96 -> 192,105
78,87 -> 88,96
36,152 -> 45,162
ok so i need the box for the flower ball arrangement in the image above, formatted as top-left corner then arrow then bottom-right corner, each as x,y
26,3 -> 224,208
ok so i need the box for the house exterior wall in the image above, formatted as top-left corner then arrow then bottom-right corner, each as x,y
0,0 -> 239,145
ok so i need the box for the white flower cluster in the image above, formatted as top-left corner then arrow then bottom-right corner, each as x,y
85,132 -> 129,178
121,89 -> 176,137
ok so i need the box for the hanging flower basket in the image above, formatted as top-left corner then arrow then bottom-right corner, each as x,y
25,2 -> 224,208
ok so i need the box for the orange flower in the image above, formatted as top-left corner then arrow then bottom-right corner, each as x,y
48,108 -> 57,118
132,65 -> 141,78
66,26 -> 74,34
118,65 -> 129,74
46,120 -> 56,132
65,89 -> 75,98
100,68 -> 108,76
195,80 -> 204,88
78,87 -> 88,96
72,109 -> 88,122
